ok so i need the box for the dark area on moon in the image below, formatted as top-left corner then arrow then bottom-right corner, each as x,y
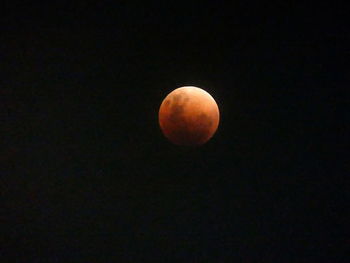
2,1 -> 348,262
163,93 -> 214,145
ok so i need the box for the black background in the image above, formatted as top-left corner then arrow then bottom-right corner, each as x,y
2,1 -> 349,262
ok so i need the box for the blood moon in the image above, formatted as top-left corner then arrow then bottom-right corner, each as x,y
159,86 -> 220,146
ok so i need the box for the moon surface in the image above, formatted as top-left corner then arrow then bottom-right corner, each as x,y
159,86 -> 220,146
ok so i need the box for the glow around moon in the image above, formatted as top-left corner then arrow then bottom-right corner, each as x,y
159,86 -> 220,146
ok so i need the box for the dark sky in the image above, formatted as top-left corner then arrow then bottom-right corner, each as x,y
2,2 -> 348,262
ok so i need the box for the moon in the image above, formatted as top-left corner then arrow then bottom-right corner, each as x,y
159,86 -> 220,146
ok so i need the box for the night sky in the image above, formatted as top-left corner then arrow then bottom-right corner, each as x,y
2,2 -> 348,262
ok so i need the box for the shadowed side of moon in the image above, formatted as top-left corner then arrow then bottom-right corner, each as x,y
159,90 -> 218,145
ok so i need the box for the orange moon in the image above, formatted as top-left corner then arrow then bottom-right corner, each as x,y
159,86 -> 220,146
